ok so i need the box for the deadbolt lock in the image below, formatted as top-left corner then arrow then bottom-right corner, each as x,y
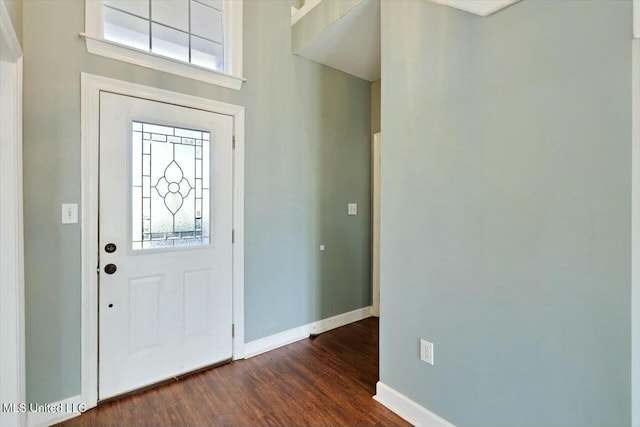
104,264 -> 117,275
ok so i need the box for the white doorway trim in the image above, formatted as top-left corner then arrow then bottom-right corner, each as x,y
0,2 -> 25,426
80,73 -> 245,409
372,132 -> 381,317
632,40 -> 640,427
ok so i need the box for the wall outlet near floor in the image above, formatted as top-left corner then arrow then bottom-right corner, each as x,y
348,203 -> 358,215
420,339 -> 434,365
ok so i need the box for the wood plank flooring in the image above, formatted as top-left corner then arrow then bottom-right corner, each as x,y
58,317 -> 411,427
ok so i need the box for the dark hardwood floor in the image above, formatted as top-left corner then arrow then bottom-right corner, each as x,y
58,317 -> 411,427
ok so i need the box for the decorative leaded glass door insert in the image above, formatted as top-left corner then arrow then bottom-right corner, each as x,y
131,121 -> 211,250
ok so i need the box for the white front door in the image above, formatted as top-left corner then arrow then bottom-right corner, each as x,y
98,92 -> 233,400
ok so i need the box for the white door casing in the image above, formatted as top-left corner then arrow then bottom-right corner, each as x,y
98,93 -> 234,399
372,132 -> 381,317
0,2 -> 25,426
81,74 -> 245,409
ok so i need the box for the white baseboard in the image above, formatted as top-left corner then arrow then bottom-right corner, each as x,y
27,394 -> 86,427
244,306 -> 373,359
374,382 -> 455,427
309,306 -> 372,335
243,324 -> 310,359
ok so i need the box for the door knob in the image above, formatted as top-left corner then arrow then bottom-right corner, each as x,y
104,264 -> 117,274
105,243 -> 117,253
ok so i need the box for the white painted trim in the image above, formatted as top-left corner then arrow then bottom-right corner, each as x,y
372,133 -> 381,317
81,35 -> 244,90
634,0 -> 640,39
374,382 -> 456,427
225,0 -> 243,78
429,0 -> 520,17
232,108 -> 246,359
79,74 -> 100,410
83,0 -> 244,90
243,324 -> 310,359
26,395 -> 86,427
0,3 -> 24,427
80,73 -> 245,408
632,40 -> 640,427
244,306 -> 373,358
291,0 -> 322,26
309,305 -> 372,335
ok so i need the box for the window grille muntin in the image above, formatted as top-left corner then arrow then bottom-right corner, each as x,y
103,0 -> 225,72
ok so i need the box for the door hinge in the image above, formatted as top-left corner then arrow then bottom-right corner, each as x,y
232,229 -> 235,244
232,323 -> 235,338
232,136 -> 236,149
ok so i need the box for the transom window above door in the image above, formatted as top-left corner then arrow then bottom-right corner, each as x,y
82,0 -> 244,89
104,0 -> 224,71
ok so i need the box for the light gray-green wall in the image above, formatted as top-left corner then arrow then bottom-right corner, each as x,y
23,0 -> 371,404
2,0 -> 21,44
380,1 -> 631,426
371,79 -> 380,134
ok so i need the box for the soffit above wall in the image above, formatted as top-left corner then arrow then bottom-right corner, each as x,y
290,0 -> 521,82
292,0 -> 380,82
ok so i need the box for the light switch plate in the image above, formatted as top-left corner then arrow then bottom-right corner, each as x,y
348,203 -> 358,216
61,203 -> 78,224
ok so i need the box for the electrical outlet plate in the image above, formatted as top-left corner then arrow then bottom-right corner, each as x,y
420,339 -> 434,365
348,203 -> 358,215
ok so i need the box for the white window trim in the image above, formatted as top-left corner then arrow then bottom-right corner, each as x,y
82,0 -> 244,90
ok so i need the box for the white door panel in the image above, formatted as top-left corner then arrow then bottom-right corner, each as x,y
98,92 -> 233,400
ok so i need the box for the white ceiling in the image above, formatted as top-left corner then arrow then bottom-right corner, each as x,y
429,0 -> 521,17
293,0 -> 380,82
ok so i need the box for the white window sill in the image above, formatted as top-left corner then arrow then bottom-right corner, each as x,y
80,33 -> 245,91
